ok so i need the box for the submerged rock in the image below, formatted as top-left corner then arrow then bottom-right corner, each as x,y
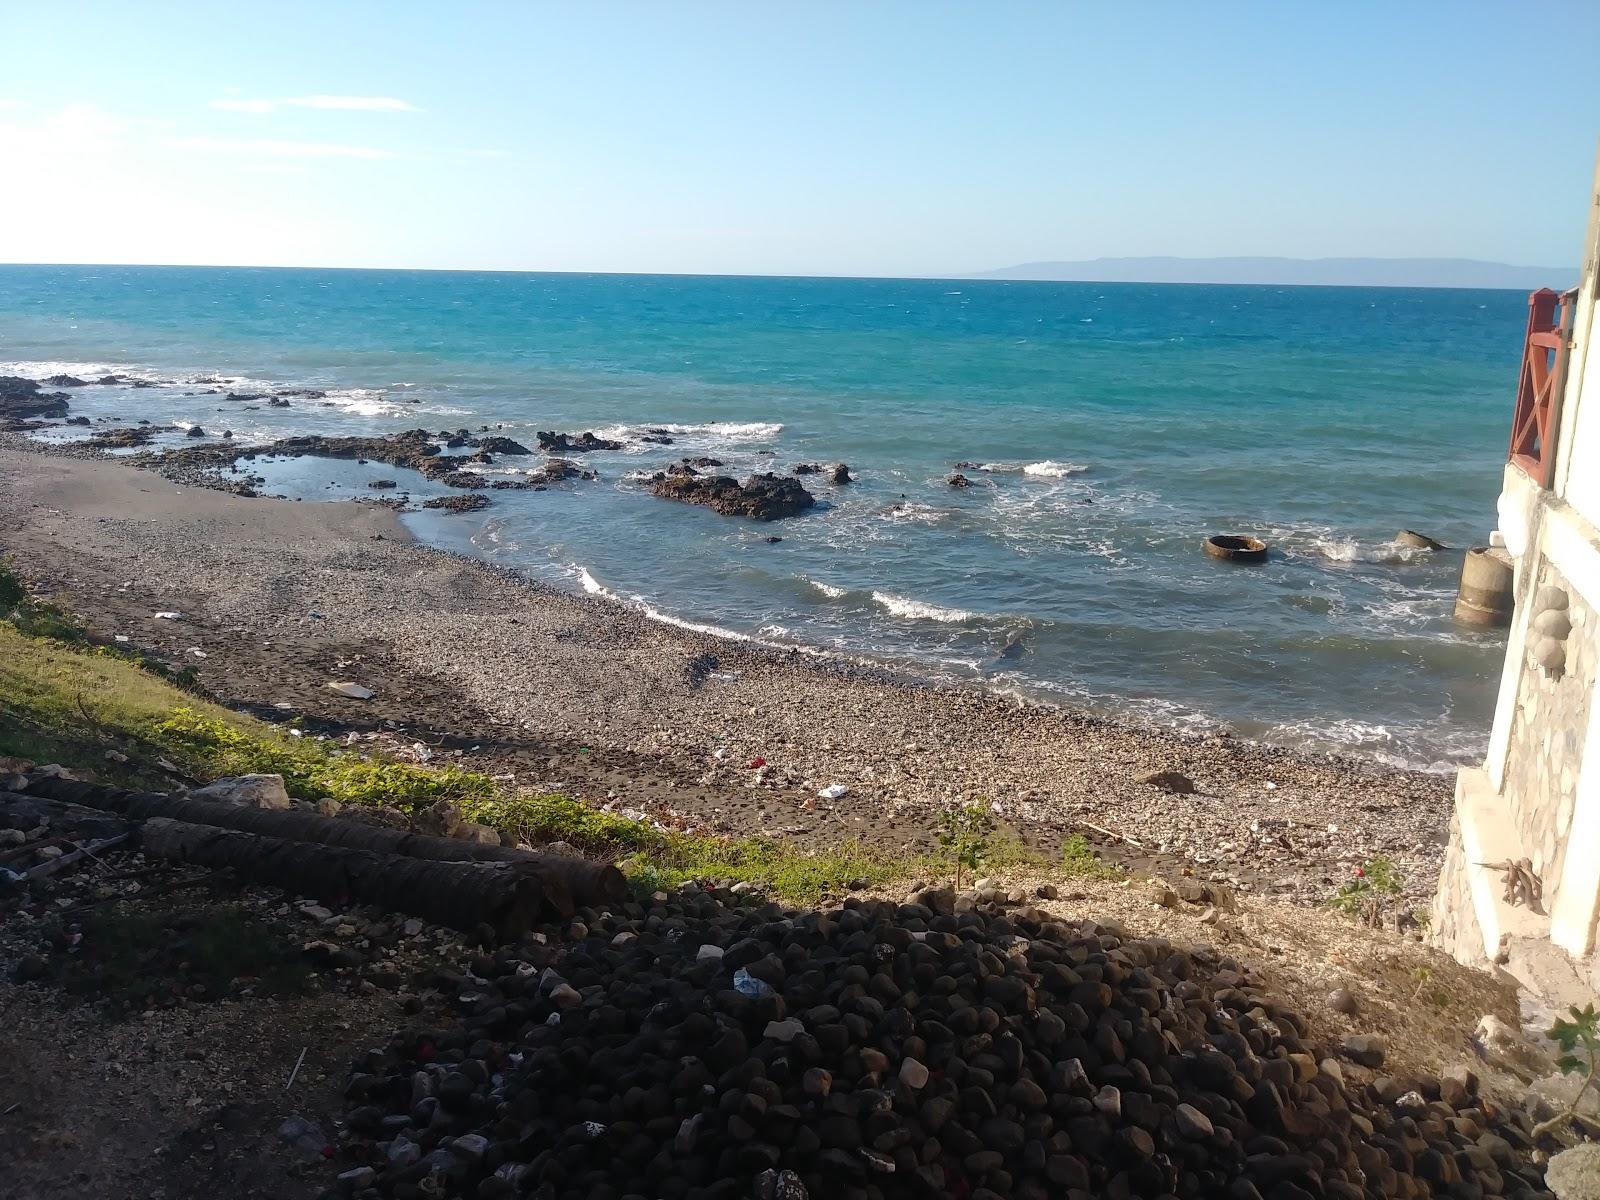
0,376 -> 70,423
535,430 -> 623,453
648,471 -> 816,520
422,493 -> 491,513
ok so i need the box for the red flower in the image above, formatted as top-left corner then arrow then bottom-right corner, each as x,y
1353,866 -> 1366,878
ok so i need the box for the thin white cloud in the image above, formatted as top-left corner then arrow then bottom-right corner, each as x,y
284,95 -> 418,112
166,136 -> 397,160
210,98 -> 276,114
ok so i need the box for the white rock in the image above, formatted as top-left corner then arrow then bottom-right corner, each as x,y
191,773 -> 292,810
326,681 -> 375,700
898,1058 -> 930,1089
696,944 -> 725,961
153,611 -> 182,620
818,784 -> 849,800
1549,1143 -> 1600,1200
763,1018 -> 805,1043
37,845 -> 64,861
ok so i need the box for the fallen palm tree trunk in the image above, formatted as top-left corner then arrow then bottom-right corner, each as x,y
14,776 -> 626,916
138,817 -> 547,941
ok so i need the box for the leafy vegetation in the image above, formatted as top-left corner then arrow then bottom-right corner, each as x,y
934,803 -> 996,891
1535,1004 -> 1600,1139
1060,833 -> 1125,881
1329,855 -> 1405,924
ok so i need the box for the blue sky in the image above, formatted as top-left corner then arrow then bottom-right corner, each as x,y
2,1 -> 1595,275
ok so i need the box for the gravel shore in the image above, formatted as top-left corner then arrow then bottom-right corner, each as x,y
0,444 -> 1455,905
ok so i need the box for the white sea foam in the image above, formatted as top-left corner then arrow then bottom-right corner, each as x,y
807,579 -> 849,599
1022,460 -> 1089,478
640,604 -> 754,641
882,502 -> 944,525
577,566 -> 612,597
871,591 -> 976,623
1310,536 -> 1432,566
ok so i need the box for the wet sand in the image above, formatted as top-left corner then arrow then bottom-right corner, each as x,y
0,443 -> 1455,903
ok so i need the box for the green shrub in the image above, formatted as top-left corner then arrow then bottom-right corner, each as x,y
1060,833 -> 1124,880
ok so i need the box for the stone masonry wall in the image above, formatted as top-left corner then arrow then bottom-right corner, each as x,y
1502,560 -> 1593,899
1430,812 -> 1485,963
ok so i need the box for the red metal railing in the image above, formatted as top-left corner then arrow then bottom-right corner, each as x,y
1509,287 -> 1577,487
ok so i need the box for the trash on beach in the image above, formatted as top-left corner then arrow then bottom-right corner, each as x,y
153,611 -> 182,620
732,967 -> 774,998
712,748 -> 727,761
326,681 -> 376,700
748,756 -> 767,769
113,634 -> 129,643
818,783 -> 849,800
188,648 -> 208,658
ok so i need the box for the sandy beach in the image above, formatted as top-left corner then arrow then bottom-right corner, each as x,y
0,440 -> 1452,904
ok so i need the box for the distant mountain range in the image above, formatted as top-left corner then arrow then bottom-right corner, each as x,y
969,256 -> 1572,290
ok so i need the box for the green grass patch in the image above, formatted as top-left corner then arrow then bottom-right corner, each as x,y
1060,833 -> 1126,881
1,582 -> 1064,908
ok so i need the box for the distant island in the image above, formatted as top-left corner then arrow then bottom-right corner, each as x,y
969,256 -> 1572,290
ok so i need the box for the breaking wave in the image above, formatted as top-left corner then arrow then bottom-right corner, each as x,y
871,591 -> 977,623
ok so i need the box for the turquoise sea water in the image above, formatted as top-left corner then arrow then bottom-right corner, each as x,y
0,265 -> 1530,769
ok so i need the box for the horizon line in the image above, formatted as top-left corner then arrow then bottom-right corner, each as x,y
0,259 -> 1570,292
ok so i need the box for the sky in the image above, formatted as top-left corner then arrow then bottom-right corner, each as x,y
1,2 -> 1596,277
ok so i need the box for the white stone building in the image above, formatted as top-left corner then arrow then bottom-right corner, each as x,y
1433,150 -> 1600,1003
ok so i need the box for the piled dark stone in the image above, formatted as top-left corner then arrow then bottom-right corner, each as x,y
423,494 -> 492,514
648,470 -> 816,521
536,431 -> 623,453
334,894 -> 1549,1200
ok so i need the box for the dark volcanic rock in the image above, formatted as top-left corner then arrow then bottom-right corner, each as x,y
536,430 -> 623,453
0,377 -> 71,423
89,426 -> 158,449
792,463 -> 823,475
831,463 -> 853,484
185,425 -> 206,438
474,436 -> 533,455
648,471 -> 816,520
339,895 -> 1545,1200
422,494 -> 491,514
948,473 -> 974,488
42,374 -> 88,387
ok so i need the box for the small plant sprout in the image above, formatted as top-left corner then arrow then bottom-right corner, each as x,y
1329,855 -> 1404,926
935,803 -> 994,892
1534,1004 -> 1600,1140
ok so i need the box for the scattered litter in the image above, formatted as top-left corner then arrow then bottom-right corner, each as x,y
113,634 -> 129,643
325,681 -> 375,700
748,757 -> 766,769
153,611 -> 182,620
188,648 -> 208,659
818,784 -> 849,801
712,748 -> 727,761
284,1045 -> 309,1091
733,967 -> 774,997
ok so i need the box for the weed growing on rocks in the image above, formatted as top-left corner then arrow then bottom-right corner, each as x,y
934,802 -> 994,891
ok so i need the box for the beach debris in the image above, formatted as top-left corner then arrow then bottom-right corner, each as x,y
153,611 -> 182,620
190,773 -> 293,810
326,681 -> 376,700
1395,528 -> 1446,551
817,783 -> 849,800
1203,533 -> 1269,563
1137,768 -> 1196,794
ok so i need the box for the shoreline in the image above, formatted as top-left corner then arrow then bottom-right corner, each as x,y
0,439 -> 1454,906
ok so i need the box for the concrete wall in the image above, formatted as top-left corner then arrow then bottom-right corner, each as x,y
1432,148 -> 1600,1003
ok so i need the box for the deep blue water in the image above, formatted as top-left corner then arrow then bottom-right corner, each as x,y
0,264 -> 1529,769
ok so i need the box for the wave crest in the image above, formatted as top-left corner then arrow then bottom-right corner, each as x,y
871,591 -> 976,623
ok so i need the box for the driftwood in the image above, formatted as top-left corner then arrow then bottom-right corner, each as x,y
16,776 -> 625,916
20,833 -> 133,881
139,818 -> 547,941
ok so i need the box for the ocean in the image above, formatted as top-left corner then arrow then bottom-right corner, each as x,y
0,264 -> 1527,771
